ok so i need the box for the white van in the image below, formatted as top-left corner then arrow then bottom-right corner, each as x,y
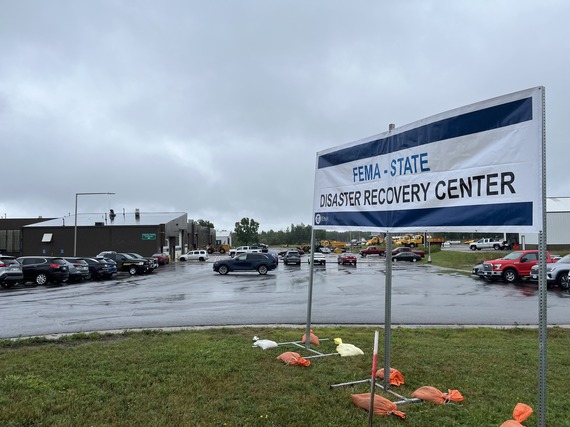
180,250 -> 209,262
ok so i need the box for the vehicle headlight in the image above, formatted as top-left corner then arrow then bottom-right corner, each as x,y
494,264 -> 502,270
546,266 -> 555,273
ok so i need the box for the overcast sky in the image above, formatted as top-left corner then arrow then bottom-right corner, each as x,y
1,1 -> 568,232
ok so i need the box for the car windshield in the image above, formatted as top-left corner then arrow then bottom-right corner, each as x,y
502,251 -> 524,260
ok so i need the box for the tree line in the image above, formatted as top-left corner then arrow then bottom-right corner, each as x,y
197,218 -> 490,247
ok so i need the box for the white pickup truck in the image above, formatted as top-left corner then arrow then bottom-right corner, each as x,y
228,246 -> 263,257
469,238 -> 508,251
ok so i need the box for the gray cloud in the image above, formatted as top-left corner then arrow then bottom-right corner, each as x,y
1,0 -> 568,231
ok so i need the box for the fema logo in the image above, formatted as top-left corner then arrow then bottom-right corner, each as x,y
315,213 -> 321,225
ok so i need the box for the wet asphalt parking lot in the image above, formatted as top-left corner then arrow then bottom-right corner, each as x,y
1,249 -> 569,339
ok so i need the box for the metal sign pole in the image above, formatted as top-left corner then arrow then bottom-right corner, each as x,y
384,232 -> 393,390
537,87 -> 547,427
304,227 -> 316,350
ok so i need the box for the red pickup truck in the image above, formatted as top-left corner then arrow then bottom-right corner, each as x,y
359,246 -> 386,257
481,250 -> 553,283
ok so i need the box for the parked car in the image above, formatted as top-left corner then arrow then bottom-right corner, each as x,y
308,252 -> 326,266
481,250 -> 552,283
81,257 -> 116,280
62,259 -> 86,283
213,253 -> 277,275
284,250 -> 301,265
265,251 -> 279,267
96,252 -> 150,275
471,263 -> 485,278
180,250 -> 209,261
63,258 -> 91,281
126,253 -> 158,271
392,252 -> 422,262
16,256 -> 70,285
0,255 -> 24,288
530,254 -> 570,289
338,253 -> 357,265
392,247 -> 425,258
152,253 -> 170,265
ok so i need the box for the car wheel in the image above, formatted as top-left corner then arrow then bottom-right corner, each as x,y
199,257 -> 205,261
493,244 -> 500,250
258,265 -> 268,275
219,248 -> 226,254
207,248 -> 214,254
218,265 -> 228,275
128,266 -> 137,275
412,258 -> 417,262
35,273 -> 48,285
1,282 -> 14,289
180,257 -> 186,261
503,269 -> 518,283
470,246 -> 476,251
409,243 -> 416,248
558,272 -> 569,289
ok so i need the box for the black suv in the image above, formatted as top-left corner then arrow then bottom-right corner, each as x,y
16,256 -> 70,285
97,252 -> 150,275
213,253 -> 277,275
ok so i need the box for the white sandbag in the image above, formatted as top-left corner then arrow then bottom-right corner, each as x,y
253,338 -> 278,350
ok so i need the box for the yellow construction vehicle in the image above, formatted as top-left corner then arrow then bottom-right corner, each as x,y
393,234 -> 445,248
319,240 -> 347,253
365,235 -> 384,246
206,243 -> 230,254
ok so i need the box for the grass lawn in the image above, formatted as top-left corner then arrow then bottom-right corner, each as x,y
1,326 -> 569,426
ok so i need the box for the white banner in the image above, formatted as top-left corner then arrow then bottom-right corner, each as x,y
313,87 -> 544,232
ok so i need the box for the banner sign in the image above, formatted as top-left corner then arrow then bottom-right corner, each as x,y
313,87 -> 544,232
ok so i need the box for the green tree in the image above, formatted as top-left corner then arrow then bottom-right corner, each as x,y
197,219 -> 214,228
234,218 -> 260,245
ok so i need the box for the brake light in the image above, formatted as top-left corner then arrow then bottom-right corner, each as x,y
50,263 -> 61,269
0,262 -> 5,267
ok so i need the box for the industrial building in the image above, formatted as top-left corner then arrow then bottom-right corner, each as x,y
0,211 -> 219,259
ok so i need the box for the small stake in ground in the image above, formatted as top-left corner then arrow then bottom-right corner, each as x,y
368,330 -> 379,426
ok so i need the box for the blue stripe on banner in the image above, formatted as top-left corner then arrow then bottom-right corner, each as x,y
317,97 -> 533,169
314,202 -> 533,228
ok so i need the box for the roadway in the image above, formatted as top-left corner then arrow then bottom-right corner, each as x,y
1,252 -> 569,339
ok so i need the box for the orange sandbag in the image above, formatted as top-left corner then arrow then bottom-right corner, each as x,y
351,393 -> 406,419
500,403 -> 533,427
375,368 -> 405,386
276,352 -> 311,367
411,386 -> 464,404
301,329 -> 320,346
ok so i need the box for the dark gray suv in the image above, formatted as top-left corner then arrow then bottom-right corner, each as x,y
213,253 -> 276,275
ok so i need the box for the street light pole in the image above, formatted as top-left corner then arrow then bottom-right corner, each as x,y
74,192 -> 115,256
